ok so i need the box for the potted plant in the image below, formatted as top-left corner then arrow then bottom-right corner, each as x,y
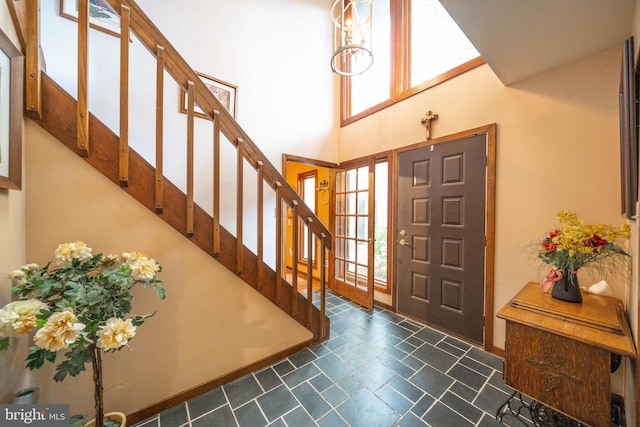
0,241 -> 165,427
534,211 -> 630,302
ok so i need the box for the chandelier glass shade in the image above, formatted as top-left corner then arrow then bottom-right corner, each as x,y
331,0 -> 374,76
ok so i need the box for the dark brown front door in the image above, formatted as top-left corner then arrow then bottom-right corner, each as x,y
397,134 -> 486,344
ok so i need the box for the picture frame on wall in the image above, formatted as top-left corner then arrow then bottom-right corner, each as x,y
0,28 -> 24,190
180,71 -> 238,120
60,0 -> 121,38
619,36 -> 638,220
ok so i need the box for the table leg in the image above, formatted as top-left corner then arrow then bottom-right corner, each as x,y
495,390 -> 534,426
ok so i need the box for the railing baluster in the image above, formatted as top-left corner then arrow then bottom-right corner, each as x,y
306,219 -> 313,327
320,234 -> 327,338
25,0 -> 41,119
236,138 -> 244,275
291,200 -> 299,317
155,45 -> 165,213
275,182 -> 283,304
212,110 -> 221,257
76,0 -> 89,157
186,80 -> 195,237
118,5 -> 131,187
257,161 -> 265,291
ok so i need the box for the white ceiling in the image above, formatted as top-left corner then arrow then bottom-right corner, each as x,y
439,0 -> 636,85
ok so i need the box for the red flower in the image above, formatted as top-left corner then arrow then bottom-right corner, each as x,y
548,229 -> 560,239
587,234 -> 608,249
542,241 -> 557,252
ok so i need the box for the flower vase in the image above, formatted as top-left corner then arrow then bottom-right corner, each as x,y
11,387 -> 39,404
85,412 -> 127,427
551,269 -> 582,303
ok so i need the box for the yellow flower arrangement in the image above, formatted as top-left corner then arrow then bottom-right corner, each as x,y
537,211 -> 630,272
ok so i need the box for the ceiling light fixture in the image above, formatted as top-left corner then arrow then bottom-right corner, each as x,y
331,0 -> 374,76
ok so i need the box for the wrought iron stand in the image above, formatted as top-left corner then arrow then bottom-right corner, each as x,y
496,391 -> 586,427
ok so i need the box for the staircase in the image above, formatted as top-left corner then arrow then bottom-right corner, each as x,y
9,0 -> 330,353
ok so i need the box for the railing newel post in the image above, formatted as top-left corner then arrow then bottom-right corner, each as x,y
213,109 -> 221,257
257,161 -> 264,291
25,0 -> 41,120
155,45 -> 165,213
76,0 -> 89,157
291,200 -> 299,317
185,80 -> 195,237
118,4 -> 131,187
236,138 -> 244,275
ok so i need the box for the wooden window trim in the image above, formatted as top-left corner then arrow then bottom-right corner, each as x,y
297,170 -> 318,267
340,0 -> 485,127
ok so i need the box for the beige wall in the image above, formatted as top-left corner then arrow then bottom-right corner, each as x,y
339,48 -> 626,349
21,121 -> 311,415
0,5 -> 28,403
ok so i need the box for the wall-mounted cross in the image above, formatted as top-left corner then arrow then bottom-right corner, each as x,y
421,110 -> 438,140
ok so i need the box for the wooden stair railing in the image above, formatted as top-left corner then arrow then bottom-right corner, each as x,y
13,0 -> 331,342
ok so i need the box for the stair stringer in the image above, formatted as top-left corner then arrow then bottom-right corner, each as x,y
35,71 -> 329,342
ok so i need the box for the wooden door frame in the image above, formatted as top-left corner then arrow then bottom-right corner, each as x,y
329,156 -> 377,309
282,154 -> 338,286
284,153 -> 394,309
392,124 -> 496,352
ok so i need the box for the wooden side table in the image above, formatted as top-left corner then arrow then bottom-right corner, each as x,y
497,282 -> 636,427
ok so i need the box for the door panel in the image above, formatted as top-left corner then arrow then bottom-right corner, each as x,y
397,134 -> 486,344
330,160 -> 375,309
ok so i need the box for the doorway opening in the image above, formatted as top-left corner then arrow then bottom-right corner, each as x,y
283,124 -> 495,350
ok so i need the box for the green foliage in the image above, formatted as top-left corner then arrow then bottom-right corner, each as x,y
373,224 -> 387,282
53,345 -> 90,382
0,242 -> 165,426
103,415 -> 121,427
25,347 -> 56,370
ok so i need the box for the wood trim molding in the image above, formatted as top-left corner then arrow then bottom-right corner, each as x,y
125,339 -> 314,425
0,27 -> 23,190
282,154 -> 339,176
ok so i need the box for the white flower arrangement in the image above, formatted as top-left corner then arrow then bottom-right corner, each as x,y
0,241 -> 165,427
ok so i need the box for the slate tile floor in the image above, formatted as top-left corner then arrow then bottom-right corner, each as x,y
133,292 -> 533,427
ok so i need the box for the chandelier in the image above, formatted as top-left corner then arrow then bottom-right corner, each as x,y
331,0 -> 374,76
